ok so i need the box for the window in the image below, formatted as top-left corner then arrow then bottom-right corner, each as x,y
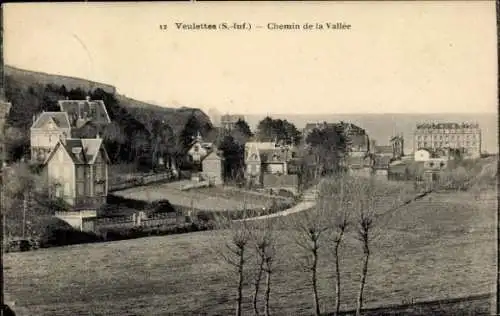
64,182 -> 70,197
95,184 -> 104,195
77,167 -> 84,179
95,164 -> 103,179
77,182 -> 84,196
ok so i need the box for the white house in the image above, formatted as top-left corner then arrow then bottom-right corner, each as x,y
30,111 -> 71,162
43,137 -> 110,212
414,149 -> 431,162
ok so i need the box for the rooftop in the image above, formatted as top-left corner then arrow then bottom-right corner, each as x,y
415,122 -> 480,130
58,99 -> 111,128
31,111 -> 71,129
45,138 -> 106,165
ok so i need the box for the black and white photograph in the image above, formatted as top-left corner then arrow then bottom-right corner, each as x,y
0,2 -> 498,315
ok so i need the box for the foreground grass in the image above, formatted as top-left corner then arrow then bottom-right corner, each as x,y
4,190 -> 496,315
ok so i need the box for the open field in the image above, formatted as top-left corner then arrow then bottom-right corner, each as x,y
4,188 -> 496,315
112,181 -> 275,211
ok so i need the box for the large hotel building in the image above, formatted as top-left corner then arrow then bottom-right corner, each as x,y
413,122 -> 481,159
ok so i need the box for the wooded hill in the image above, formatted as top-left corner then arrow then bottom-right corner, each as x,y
3,65 -> 213,169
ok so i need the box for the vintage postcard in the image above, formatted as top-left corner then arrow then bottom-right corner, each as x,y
0,1 -> 497,315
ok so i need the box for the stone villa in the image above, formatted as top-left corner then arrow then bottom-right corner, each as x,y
43,136 -> 110,212
413,122 -> 481,159
30,97 -> 111,215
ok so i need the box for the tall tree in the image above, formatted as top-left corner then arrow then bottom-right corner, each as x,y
102,121 -> 127,163
180,112 -> 202,148
235,119 -> 253,139
354,178 -> 377,316
219,135 -> 245,182
319,176 -> 352,316
256,117 -> 301,146
150,120 -> 176,169
292,206 -> 329,316
215,215 -> 253,316
305,124 -> 349,177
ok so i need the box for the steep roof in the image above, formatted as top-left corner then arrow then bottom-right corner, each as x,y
31,111 -> 70,129
44,138 -> 108,165
245,142 -> 261,162
416,122 -> 480,130
58,99 -> 111,127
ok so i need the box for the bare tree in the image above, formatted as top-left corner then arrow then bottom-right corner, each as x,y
353,178 -> 377,316
214,214 -> 253,316
318,176 -> 353,316
251,219 -> 278,316
292,205 -> 329,316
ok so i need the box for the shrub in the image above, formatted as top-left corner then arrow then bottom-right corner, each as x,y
37,217 -> 102,248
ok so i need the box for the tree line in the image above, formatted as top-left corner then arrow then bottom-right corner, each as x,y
3,76 -> 354,184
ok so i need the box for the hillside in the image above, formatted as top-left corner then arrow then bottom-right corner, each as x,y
3,65 -> 213,164
3,189 -> 495,315
5,65 -> 116,95
4,65 -> 212,134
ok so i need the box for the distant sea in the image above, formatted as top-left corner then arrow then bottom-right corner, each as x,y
242,113 -> 498,154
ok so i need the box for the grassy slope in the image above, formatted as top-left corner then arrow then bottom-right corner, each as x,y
4,65 -> 116,95
4,189 -> 496,315
112,182 -> 274,211
4,65 -> 212,134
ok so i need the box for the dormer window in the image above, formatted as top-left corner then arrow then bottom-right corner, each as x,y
72,147 -> 82,155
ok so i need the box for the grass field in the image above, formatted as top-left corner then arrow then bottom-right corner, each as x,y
112,181 -> 276,212
4,187 -> 496,315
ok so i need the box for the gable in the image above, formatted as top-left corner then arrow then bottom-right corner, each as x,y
188,142 -> 208,156
93,147 -> 110,164
46,142 -> 73,166
31,112 -> 71,130
42,117 -> 59,131
245,144 -> 261,162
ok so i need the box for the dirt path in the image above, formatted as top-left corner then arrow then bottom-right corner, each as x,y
236,186 -> 318,221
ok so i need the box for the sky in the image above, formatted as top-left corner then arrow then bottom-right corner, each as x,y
3,2 -> 498,115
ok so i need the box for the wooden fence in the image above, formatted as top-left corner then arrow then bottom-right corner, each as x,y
82,211 -> 186,234
108,171 -> 174,192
